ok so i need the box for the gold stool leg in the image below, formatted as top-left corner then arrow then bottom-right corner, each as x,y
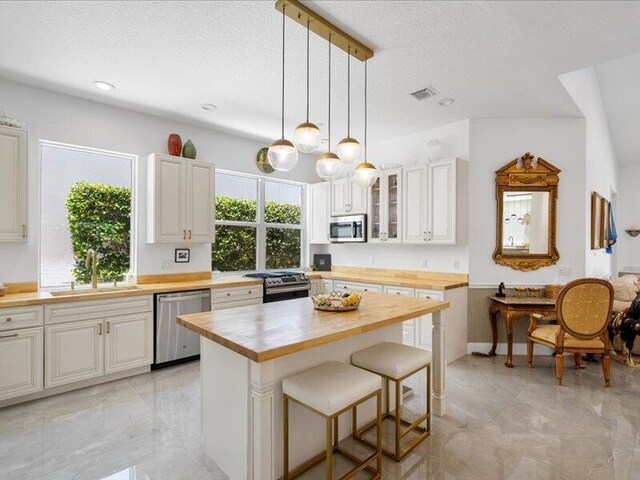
426,364 -> 432,432
395,379 -> 401,461
326,417 -> 333,480
283,395 -> 289,480
376,390 -> 382,475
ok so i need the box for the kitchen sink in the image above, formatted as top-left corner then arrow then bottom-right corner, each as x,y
49,286 -> 142,297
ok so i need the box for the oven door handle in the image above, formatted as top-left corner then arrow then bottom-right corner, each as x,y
265,285 -> 311,295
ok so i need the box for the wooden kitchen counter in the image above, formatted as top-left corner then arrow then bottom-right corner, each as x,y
0,276 -> 262,308
177,291 -> 449,362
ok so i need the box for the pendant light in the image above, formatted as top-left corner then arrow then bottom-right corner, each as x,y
316,34 -> 342,179
268,4 -> 298,172
293,20 -> 321,154
337,46 -> 361,163
354,59 -> 378,187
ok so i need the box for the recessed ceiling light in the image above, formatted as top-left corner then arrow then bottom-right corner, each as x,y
438,98 -> 455,106
202,103 -> 217,111
93,80 -> 115,91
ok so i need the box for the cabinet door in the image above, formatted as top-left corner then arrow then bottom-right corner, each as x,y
105,313 -> 153,374
149,154 -> 186,243
321,279 -> 333,294
0,127 -> 27,242
384,171 -> 402,242
428,160 -> 455,244
349,179 -> 368,214
403,166 -> 427,244
308,182 -> 329,244
0,327 -> 43,401
416,290 -> 444,351
368,176 -> 383,242
187,161 -> 215,242
45,320 -> 103,388
310,280 -> 321,297
330,178 -> 350,215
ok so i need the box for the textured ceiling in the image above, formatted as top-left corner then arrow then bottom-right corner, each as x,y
1,1 -> 640,148
596,52 -> 640,167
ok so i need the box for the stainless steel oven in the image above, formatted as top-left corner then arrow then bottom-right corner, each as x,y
329,215 -> 367,243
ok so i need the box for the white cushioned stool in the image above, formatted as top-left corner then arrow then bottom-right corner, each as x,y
282,361 -> 382,480
351,342 -> 432,462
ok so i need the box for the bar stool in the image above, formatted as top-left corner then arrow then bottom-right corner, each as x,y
282,361 -> 382,480
351,342 -> 431,462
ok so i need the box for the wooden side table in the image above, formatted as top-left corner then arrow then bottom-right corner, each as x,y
488,296 -> 556,367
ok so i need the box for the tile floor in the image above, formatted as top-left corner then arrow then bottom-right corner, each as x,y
0,354 -> 639,480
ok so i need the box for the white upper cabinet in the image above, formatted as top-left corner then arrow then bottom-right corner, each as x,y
147,153 -> 215,243
403,158 -> 467,245
0,127 -> 27,242
369,169 -> 402,243
308,182 -> 329,244
330,177 -> 367,216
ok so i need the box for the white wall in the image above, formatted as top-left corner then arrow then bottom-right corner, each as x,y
618,165 -> 640,271
468,118 -> 587,286
310,119 -> 470,273
559,66 -> 618,278
0,78 -> 317,284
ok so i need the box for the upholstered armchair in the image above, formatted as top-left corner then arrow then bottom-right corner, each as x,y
527,279 -> 614,387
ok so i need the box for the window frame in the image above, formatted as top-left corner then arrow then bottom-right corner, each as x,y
214,169 -> 306,273
38,140 -> 138,290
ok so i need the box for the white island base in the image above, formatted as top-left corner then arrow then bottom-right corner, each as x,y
200,313 -> 445,480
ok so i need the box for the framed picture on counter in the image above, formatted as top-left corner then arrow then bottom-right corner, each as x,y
175,248 -> 190,263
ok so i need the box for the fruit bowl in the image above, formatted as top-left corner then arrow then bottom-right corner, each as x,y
312,291 -> 361,312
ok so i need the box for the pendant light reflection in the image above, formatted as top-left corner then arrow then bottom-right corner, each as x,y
354,59 -> 378,187
293,20 -> 321,153
316,35 -> 343,180
337,46 -> 361,164
268,4 -> 299,172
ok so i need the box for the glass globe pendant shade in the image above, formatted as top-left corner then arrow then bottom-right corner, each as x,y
293,122 -> 321,153
316,152 -> 343,180
337,137 -> 361,164
267,139 -> 298,172
354,161 -> 378,188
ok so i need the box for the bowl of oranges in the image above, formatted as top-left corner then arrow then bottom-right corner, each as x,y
311,291 -> 361,312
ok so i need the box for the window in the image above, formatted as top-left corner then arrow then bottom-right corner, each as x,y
212,171 -> 304,272
40,143 -> 135,288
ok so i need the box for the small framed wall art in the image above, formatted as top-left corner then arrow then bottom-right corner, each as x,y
175,248 -> 190,263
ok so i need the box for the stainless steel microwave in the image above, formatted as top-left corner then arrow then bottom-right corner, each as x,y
329,215 -> 367,243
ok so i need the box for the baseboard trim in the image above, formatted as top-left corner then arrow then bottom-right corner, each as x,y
467,342 -> 554,356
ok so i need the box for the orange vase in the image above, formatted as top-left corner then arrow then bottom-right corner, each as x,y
167,133 -> 182,156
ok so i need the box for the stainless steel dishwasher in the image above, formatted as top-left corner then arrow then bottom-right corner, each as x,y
154,289 -> 211,368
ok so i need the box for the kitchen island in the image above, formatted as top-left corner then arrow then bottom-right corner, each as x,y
178,292 -> 449,480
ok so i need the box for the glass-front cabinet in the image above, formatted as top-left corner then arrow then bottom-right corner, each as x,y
368,169 -> 402,243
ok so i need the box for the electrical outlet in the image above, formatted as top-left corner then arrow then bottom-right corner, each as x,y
558,265 -> 572,276
453,259 -> 460,271
161,260 -> 174,270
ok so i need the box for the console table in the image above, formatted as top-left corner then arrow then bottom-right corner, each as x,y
488,296 -> 556,367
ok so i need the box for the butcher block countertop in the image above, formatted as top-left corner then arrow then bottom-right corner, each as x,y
307,266 -> 469,291
177,291 -> 449,362
0,276 -> 262,308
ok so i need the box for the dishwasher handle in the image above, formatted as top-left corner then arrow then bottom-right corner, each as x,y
157,292 -> 211,303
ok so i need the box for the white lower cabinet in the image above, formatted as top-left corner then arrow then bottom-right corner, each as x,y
310,280 -> 321,297
45,319 -> 103,388
415,290 -> 444,351
333,281 -> 383,293
321,279 -> 334,294
105,313 -> 153,374
0,327 -> 43,401
384,286 -> 417,347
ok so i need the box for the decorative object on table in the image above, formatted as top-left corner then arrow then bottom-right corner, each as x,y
625,227 -> 640,237
544,284 -> 564,299
0,112 -> 24,128
496,282 -> 506,298
174,248 -> 190,263
256,147 -> 275,173
493,153 -> 560,271
182,139 -> 196,159
312,291 -> 361,311
313,253 -> 332,272
167,133 -> 182,156
528,287 -> 540,297
514,286 -> 527,298
608,293 -> 640,367
0,283 -> 7,297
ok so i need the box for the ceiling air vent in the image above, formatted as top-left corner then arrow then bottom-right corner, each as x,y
410,86 -> 439,101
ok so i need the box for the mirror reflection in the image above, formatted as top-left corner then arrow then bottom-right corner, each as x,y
501,191 -> 550,255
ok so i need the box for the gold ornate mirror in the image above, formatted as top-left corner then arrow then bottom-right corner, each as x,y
493,152 -> 560,271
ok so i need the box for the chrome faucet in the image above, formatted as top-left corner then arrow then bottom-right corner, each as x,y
508,236 -> 514,247
85,249 -> 99,289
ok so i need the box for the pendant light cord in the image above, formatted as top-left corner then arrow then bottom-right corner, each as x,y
281,5 -> 286,139
347,46 -> 351,137
328,34 -> 332,151
364,59 -> 368,161
306,19 -> 310,123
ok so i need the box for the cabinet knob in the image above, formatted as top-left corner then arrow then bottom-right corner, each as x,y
227,293 -> 231,296
98,324 -> 102,336
106,322 -> 110,334
5,317 -> 11,322
188,229 -> 192,240
0,333 -> 19,339
21,225 -> 26,238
